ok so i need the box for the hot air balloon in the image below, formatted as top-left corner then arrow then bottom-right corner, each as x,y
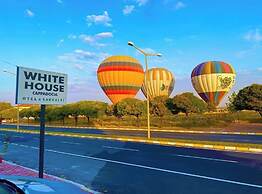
97,56 -> 144,104
141,68 -> 175,99
191,61 -> 236,106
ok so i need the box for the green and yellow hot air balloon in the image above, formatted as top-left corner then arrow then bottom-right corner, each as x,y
97,56 -> 144,104
191,61 -> 236,106
141,68 -> 175,99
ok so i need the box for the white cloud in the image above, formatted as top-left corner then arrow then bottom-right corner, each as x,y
123,5 -> 135,15
56,39 -> 64,47
164,37 -> 174,42
257,67 -> 262,71
134,47 -> 162,57
73,64 -> 85,70
79,32 -> 113,46
136,0 -> 149,6
68,34 -> 77,40
175,1 -> 186,10
25,9 -> 34,17
58,49 -> 109,66
143,48 -> 156,53
86,11 -> 112,27
244,29 -> 262,43
95,32 -> 113,39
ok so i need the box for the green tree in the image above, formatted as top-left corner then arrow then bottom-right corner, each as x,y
150,96 -> 170,127
113,101 -> 129,118
182,93 -> 207,113
66,103 -> 81,126
226,92 -> 237,112
168,93 -> 207,116
207,102 -> 216,112
0,102 -> 12,112
57,105 -> 70,125
113,98 -> 146,122
20,106 -> 40,124
105,105 -> 114,116
229,84 -> 262,117
0,108 -> 17,120
78,101 -> 97,123
150,96 -> 170,117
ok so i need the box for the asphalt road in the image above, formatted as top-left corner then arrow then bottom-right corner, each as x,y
1,124 -> 262,144
0,130 -> 261,194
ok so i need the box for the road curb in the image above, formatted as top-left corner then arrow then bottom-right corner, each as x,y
2,124 -> 262,135
1,160 -> 100,194
1,128 -> 261,154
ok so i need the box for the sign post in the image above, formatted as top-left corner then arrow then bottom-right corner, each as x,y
15,66 -> 67,178
39,104 -> 46,178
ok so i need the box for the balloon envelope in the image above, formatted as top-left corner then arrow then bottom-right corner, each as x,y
191,61 -> 236,106
97,56 -> 144,104
141,68 -> 175,99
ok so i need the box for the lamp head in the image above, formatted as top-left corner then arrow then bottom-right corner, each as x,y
156,53 -> 162,57
128,41 -> 134,47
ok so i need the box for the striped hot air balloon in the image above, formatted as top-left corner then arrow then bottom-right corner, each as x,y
141,68 -> 175,99
191,61 -> 236,106
97,56 -> 144,104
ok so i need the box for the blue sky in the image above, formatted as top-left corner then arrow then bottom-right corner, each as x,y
0,0 -> 261,106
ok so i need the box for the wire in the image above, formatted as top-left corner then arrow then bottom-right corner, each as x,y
0,59 -> 18,67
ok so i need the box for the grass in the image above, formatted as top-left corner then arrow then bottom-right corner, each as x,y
7,110 -> 262,129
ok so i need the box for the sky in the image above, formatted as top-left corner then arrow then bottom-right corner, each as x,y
0,0 -> 261,106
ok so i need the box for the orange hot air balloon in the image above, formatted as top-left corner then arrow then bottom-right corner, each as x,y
97,56 -> 144,104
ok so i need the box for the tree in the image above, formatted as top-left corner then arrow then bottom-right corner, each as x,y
0,108 -> 17,120
78,101 -> 97,123
113,98 -> 146,121
168,93 -> 207,116
57,105 -> 70,125
20,106 -> 40,124
150,96 -> 170,117
172,95 -> 193,116
226,92 -> 237,112
105,105 -> 114,116
182,93 -> 207,113
150,96 -> 170,127
228,84 -> 262,117
0,102 -> 12,112
207,103 -> 216,112
113,100 -> 129,118
66,103 -> 81,126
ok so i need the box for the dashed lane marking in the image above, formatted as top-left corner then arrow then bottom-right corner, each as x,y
61,141 -> 81,145
103,146 -> 139,152
9,142 -> 262,189
173,154 -> 238,163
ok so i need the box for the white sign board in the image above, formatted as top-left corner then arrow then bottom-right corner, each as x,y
15,66 -> 68,105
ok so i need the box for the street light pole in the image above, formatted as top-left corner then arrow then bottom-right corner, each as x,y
144,55 -> 151,139
16,107 -> 20,131
128,41 -> 162,139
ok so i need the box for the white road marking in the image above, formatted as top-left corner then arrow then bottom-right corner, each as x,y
13,135 -> 24,138
61,141 -> 81,145
173,154 -> 238,163
103,146 -> 139,152
9,143 -> 262,189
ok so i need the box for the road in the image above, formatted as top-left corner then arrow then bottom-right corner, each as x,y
1,124 -> 262,144
0,130 -> 261,194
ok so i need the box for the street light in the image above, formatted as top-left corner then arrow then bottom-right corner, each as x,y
128,41 -> 162,139
2,69 -> 20,131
